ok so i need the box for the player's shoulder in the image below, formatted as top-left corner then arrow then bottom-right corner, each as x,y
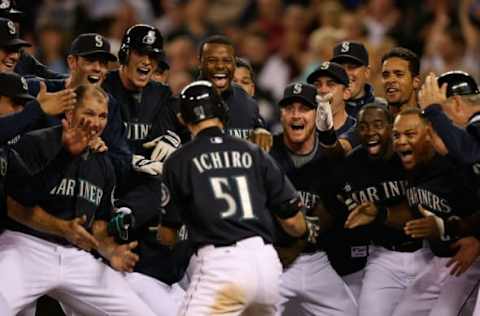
230,84 -> 257,106
144,80 -> 172,96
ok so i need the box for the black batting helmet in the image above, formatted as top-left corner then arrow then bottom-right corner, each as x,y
118,24 -> 164,65
437,70 -> 480,98
179,80 -> 229,124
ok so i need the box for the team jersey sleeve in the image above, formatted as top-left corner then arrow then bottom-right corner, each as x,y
0,100 -> 47,144
160,160 -> 184,229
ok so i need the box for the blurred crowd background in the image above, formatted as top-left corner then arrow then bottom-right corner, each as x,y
14,0 -> 480,131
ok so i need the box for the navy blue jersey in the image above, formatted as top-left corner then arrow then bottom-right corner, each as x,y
345,84 -> 387,119
6,126 -> 116,245
161,127 -> 297,248
102,70 -> 174,156
405,154 -> 480,257
26,78 -> 132,182
337,115 -> 360,149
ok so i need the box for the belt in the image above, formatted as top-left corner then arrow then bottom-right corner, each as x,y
381,241 -> 423,253
195,236 -> 268,256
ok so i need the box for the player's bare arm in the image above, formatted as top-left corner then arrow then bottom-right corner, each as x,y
92,220 -> 139,272
6,195 -> 99,251
156,225 -> 178,247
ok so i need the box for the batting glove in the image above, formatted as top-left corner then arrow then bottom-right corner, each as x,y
143,130 -> 181,162
315,94 -> 334,131
132,155 -> 163,176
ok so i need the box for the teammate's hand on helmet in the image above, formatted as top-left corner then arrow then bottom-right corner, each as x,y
89,137 -> 108,153
37,81 -> 76,115
344,202 -> 379,229
446,237 -> 480,277
63,215 -> 99,251
249,128 -> 273,152
62,118 -> 96,156
143,130 -> 181,162
418,72 -> 447,110
132,154 -> 163,175
404,205 -> 444,239
109,241 -> 139,272
315,93 -> 334,132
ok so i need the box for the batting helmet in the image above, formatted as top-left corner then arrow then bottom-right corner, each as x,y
179,80 -> 229,125
118,24 -> 164,65
437,70 -> 480,98
0,0 -> 22,22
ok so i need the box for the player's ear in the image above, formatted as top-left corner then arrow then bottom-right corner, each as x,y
343,85 -> 352,101
365,65 -> 371,80
413,76 -> 421,90
66,55 -> 77,71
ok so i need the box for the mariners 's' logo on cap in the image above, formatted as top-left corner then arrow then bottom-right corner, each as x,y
20,77 -> 27,91
341,41 -> 350,53
320,61 -> 330,70
293,83 -> 303,95
95,35 -> 103,48
0,0 -> 10,10
6,20 -> 15,35
143,30 -> 156,45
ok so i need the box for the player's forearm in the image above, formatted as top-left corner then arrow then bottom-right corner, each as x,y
157,225 -> 178,247
92,220 -> 118,261
6,195 -> 69,237
278,212 -> 307,238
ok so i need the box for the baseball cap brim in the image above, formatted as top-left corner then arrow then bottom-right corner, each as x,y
306,69 -> 348,86
331,55 -> 366,66
2,38 -> 31,49
76,51 -> 117,62
279,95 -> 316,109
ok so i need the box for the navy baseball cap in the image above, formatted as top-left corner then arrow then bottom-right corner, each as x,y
0,72 -> 35,103
0,17 -> 29,49
0,0 -> 23,22
331,41 -> 369,66
437,71 -> 480,98
70,33 -> 117,62
279,82 -> 317,109
307,61 -> 349,86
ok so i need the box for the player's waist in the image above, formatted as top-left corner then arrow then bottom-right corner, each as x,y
377,240 -> 425,253
195,236 -> 270,256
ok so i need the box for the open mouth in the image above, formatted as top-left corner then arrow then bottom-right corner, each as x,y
397,149 -> 415,167
87,75 -> 101,84
137,66 -> 151,79
290,122 -> 305,131
211,73 -> 229,88
366,139 -> 381,155
3,60 -> 16,70
385,87 -> 399,97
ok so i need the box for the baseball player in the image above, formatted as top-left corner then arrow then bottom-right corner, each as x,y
381,47 -> 421,116
270,82 -> 356,315
158,80 -> 313,315
0,16 -> 30,74
233,57 -> 255,97
198,35 -> 273,151
388,108 -> 480,316
0,85 -> 156,316
335,104 -> 431,315
331,41 -> 387,119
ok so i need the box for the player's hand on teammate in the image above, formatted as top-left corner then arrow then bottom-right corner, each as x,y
109,241 -> 139,272
446,237 -> 480,277
62,118 -> 97,156
143,130 -> 181,162
418,72 -> 447,110
89,137 -> 108,153
132,154 -> 163,175
62,215 -> 99,251
37,81 -> 76,116
344,202 -> 379,229
315,93 -> 334,131
249,128 -> 273,152
404,205 -> 443,239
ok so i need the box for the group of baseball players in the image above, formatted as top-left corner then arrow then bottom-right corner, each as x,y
0,1 -> 480,316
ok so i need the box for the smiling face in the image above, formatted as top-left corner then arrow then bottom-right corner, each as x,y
0,47 -> 20,73
68,55 -> 109,87
357,107 -> 392,158
281,101 -> 316,152
381,57 -> 419,108
392,112 -> 433,170
313,76 -> 350,115
233,66 -> 255,96
341,62 -> 370,100
120,49 -> 159,90
200,43 -> 235,92
67,92 -> 108,139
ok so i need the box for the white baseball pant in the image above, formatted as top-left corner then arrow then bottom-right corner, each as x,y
180,236 -> 282,316
342,269 -> 365,303
358,245 -> 434,316
0,292 -> 12,316
392,256 -> 480,316
277,251 -> 357,316
0,230 -> 156,316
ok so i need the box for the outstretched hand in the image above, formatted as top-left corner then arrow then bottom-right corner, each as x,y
62,118 -> 97,155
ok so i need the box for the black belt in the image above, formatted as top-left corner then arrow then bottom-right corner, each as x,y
381,241 -> 423,253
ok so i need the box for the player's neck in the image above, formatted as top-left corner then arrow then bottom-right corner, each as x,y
333,108 -> 348,131
189,119 -> 224,137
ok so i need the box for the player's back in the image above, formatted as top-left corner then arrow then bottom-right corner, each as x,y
163,127 -> 283,248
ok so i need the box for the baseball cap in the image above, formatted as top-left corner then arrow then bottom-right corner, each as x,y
331,41 -> 369,66
70,33 -> 117,62
279,82 -> 317,109
0,0 -> 23,22
0,72 -> 35,103
307,61 -> 349,86
437,71 -> 480,98
0,17 -> 29,49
